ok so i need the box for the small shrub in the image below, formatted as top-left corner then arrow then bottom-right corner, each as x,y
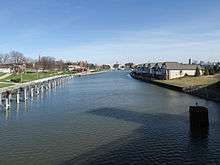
195,67 -> 201,77
184,73 -> 189,77
11,77 -> 21,83
204,68 -> 209,75
26,71 -> 34,73
209,68 -> 215,75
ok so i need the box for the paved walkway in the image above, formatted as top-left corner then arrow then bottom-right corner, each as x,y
0,82 -> 17,85
0,74 -> 70,92
0,73 -> 11,80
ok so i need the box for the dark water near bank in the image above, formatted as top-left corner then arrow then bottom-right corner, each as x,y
0,71 -> 220,165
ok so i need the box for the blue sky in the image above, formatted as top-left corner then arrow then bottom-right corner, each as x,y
0,0 -> 220,64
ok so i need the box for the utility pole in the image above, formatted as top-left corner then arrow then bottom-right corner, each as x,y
20,72 -> 23,83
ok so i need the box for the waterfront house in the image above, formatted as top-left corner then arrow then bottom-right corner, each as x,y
0,64 -> 26,74
161,62 -> 203,79
68,64 -> 87,73
0,64 -> 11,73
134,62 -> 203,80
11,64 -> 26,73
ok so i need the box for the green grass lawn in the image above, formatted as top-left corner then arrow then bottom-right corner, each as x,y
0,71 -> 66,83
0,72 -> 6,77
0,83 -> 14,88
155,76 -> 219,88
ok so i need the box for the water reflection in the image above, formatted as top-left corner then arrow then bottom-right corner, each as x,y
190,126 -> 209,139
24,101 -> 28,112
16,103 -> 20,118
5,109 -> 10,121
0,86 -> 60,121
188,126 -> 209,164
0,97 -> 31,121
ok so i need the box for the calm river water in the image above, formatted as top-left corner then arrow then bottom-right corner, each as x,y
0,71 -> 220,165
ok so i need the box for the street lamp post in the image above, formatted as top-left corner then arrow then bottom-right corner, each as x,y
37,70 -> 39,79
20,72 -> 23,83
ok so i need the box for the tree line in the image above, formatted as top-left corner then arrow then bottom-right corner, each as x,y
203,64 -> 220,75
0,50 -> 111,71
0,51 -> 29,64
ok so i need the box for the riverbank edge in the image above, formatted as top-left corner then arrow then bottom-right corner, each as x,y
130,72 -> 220,103
0,70 -> 110,92
75,70 -> 110,76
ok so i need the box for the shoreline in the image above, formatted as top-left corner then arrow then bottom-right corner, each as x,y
0,74 -> 70,93
75,70 -> 110,76
0,70 -> 110,109
0,70 -> 110,92
130,72 -> 220,103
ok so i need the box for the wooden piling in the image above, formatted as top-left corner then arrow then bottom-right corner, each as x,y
16,90 -> 20,104
24,88 -> 27,100
0,93 -> 2,105
30,88 -> 34,97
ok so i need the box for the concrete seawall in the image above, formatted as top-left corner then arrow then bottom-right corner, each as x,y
0,74 -> 74,109
130,72 -> 184,91
130,71 -> 220,102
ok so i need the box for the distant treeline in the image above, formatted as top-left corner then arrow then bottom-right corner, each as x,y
203,64 -> 220,75
0,50 -> 111,71
0,51 -> 30,64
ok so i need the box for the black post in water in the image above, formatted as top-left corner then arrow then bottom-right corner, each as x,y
189,106 -> 209,128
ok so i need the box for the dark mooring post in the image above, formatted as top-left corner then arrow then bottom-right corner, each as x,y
189,106 -> 209,128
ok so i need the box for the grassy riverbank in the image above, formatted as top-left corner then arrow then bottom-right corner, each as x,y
155,75 -> 219,88
0,71 -> 71,89
131,71 -> 220,102
0,70 -> 110,88
0,71 -> 66,83
155,75 -> 220,102
0,83 -> 14,88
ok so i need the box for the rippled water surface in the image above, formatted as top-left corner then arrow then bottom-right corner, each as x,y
0,71 -> 220,165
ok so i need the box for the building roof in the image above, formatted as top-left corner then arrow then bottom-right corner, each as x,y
155,62 -> 163,68
0,64 -> 12,68
147,63 -> 156,68
163,62 -> 201,70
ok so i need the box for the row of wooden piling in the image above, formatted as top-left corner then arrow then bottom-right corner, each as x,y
0,75 -> 74,109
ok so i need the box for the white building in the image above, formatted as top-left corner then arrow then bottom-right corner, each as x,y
68,65 -> 87,72
161,62 -> 203,79
134,62 -> 203,80
0,65 -> 11,73
0,67 -> 11,73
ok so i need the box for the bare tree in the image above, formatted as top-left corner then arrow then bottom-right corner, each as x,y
8,51 -> 27,64
38,56 -> 56,70
0,53 -> 10,64
56,60 -> 65,71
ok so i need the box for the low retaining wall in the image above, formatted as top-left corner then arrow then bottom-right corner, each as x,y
130,72 -> 220,102
130,72 -> 184,91
148,79 -> 184,91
